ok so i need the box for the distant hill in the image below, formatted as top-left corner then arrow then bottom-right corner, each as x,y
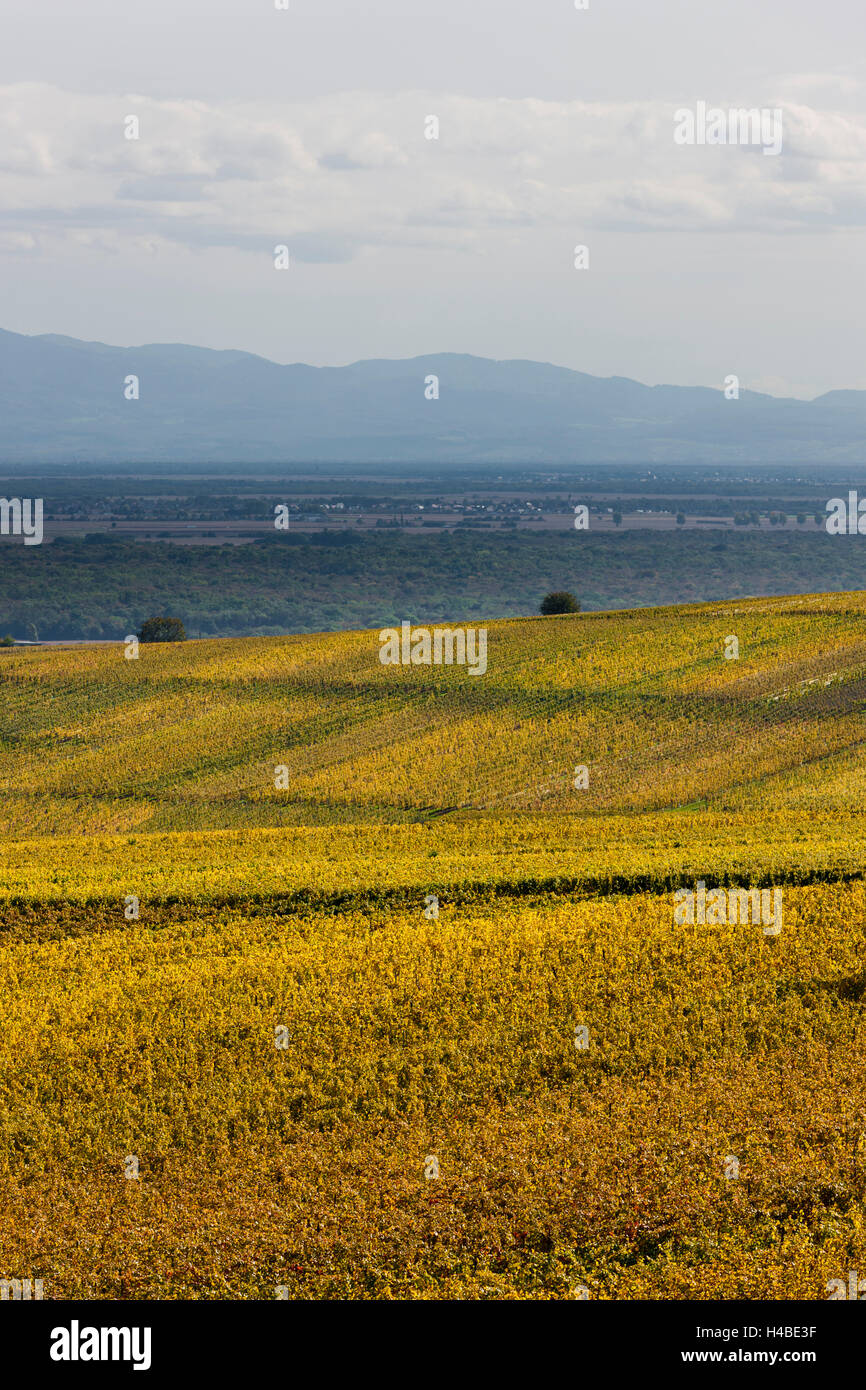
1,326 -> 864,464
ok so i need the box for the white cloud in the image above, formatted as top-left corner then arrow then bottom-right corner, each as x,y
0,82 -> 864,264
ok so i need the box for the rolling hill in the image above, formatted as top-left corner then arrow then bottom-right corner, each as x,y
1,593 -> 864,1299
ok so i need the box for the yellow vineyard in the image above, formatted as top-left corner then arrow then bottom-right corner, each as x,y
0,593 -> 864,1297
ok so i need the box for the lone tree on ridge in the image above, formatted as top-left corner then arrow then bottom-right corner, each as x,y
540,592 -> 580,615
138,616 -> 187,643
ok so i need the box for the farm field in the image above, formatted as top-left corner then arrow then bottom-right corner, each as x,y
1,592 -> 865,1299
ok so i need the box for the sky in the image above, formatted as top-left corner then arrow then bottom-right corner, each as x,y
0,0 -> 863,397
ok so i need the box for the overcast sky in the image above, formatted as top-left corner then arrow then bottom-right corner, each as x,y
0,0 -> 863,396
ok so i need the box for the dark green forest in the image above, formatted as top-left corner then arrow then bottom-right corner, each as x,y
3,529 -> 866,640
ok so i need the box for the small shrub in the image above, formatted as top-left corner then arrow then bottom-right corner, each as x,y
138,616 -> 187,644
540,592 -> 580,616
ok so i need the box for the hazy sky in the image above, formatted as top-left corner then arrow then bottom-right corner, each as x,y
0,0 -> 863,396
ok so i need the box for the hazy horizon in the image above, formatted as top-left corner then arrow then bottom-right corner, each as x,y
3,324 -> 863,405
0,0 -> 863,400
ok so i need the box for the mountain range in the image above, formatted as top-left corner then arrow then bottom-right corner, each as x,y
1,326 -> 864,465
